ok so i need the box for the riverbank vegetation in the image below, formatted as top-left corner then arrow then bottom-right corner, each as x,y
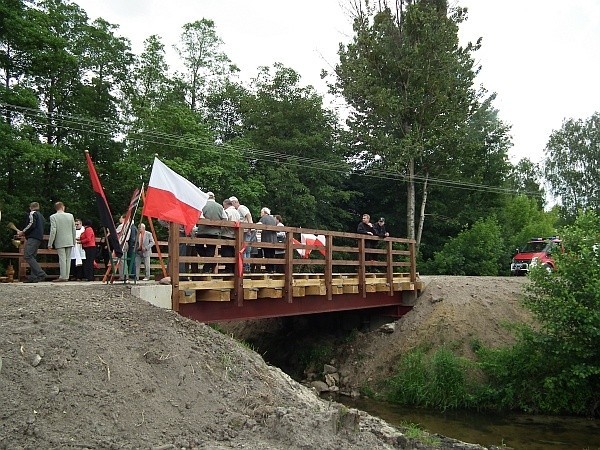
386,212 -> 600,416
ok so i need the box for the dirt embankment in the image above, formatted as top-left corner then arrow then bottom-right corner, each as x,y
0,280 -> 514,450
223,276 -> 533,392
336,275 -> 533,389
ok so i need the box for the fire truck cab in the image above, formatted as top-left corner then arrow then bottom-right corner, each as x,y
510,236 -> 562,276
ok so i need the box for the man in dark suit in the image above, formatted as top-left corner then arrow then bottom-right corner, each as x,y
18,201 -> 47,283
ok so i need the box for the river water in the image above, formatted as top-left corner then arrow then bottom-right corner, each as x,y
337,397 -> 600,449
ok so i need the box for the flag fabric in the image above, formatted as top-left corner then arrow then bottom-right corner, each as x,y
296,234 -> 326,259
143,158 -> 208,234
85,151 -> 123,257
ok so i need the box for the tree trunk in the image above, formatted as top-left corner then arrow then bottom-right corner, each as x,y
416,172 -> 428,251
406,157 -> 415,240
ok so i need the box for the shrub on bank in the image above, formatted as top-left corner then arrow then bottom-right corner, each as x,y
388,212 -> 600,416
387,347 -> 478,411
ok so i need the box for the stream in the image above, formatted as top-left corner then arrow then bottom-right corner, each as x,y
337,396 -> 600,449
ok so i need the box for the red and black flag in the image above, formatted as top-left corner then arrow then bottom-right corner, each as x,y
85,150 -> 123,257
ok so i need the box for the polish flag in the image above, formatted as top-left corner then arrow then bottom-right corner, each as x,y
143,158 -> 208,234
295,234 -> 326,258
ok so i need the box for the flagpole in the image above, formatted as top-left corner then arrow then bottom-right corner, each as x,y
141,187 -> 167,279
128,183 -> 144,284
101,226 -> 118,283
85,150 -> 124,283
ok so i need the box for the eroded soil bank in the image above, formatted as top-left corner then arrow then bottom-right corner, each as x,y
0,281 -> 507,449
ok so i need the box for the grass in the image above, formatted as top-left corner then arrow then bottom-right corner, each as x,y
401,421 -> 441,447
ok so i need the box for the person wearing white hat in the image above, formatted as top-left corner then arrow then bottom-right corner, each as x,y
229,196 -> 254,273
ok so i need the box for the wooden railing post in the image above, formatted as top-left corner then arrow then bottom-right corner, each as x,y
284,230 -> 294,303
169,223 -> 180,311
235,225 -> 244,306
358,238 -> 366,298
18,241 -> 25,281
386,240 -> 394,296
409,240 -> 416,283
325,234 -> 333,301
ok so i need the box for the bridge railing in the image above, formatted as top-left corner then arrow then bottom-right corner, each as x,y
170,219 -> 416,310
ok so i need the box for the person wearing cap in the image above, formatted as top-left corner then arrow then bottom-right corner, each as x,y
373,217 -> 389,238
229,196 -> 254,273
196,192 -> 226,273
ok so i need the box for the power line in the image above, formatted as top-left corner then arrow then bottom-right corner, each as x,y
0,102 -> 543,197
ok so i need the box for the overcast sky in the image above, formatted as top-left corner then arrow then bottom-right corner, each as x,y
76,0 -> 600,166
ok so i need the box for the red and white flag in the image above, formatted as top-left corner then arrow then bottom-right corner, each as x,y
143,158 -> 208,234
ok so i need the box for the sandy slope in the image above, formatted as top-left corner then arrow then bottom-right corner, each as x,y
0,282 -> 499,450
336,276 -> 533,389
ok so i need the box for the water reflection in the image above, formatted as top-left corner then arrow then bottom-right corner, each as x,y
336,397 -> 600,449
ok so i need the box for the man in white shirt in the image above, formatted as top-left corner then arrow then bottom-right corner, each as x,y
229,196 -> 253,273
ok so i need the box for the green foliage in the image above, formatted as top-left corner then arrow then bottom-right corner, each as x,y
423,216 -> 502,275
296,343 -> 334,373
400,422 -> 442,447
240,64 -> 354,228
387,347 -> 476,411
506,158 -> 546,209
544,113 -> 600,220
477,211 -> 600,415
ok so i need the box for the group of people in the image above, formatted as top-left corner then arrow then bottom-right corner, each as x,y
17,198 -> 391,282
115,215 -> 155,282
18,201 -> 97,283
17,201 -> 156,283
357,214 -> 389,260
189,193 -> 284,274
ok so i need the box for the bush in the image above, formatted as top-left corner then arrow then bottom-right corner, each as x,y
425,217 -> 502,275
387,347 -> 477,411
477,211 -> 600,415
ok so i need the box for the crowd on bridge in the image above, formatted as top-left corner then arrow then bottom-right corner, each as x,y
13,196 -> 392,282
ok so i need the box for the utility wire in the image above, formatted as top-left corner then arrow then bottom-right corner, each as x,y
0,102 -> 543,197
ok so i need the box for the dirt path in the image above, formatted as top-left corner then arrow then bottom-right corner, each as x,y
0,281 -> 504,450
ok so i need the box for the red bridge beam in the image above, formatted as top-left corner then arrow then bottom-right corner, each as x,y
178,292 -> 413,323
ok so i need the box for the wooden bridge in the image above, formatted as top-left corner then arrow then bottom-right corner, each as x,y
1,220 -> 423,323
170,220 -> 422,322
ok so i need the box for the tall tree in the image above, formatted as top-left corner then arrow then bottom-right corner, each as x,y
335,0 -> 479,243
174,19 -> 237,113
544,112 -> 600,219
240,64 -> 354,229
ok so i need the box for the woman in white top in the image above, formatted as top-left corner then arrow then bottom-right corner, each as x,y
70,218 -> 86,279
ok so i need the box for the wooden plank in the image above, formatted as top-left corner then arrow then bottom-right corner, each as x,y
197,289 -> 232,302
293,278 -> 327,287
178,290 -> 197,304
244,288 -> 258,300
305,285 -> 326,295
257,287 -> 283,299
292,286 -> 306,297
376,283 -> 391,292
342,285 -> 359,294
331,285 -> 344,295
180,280 -> 234,290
